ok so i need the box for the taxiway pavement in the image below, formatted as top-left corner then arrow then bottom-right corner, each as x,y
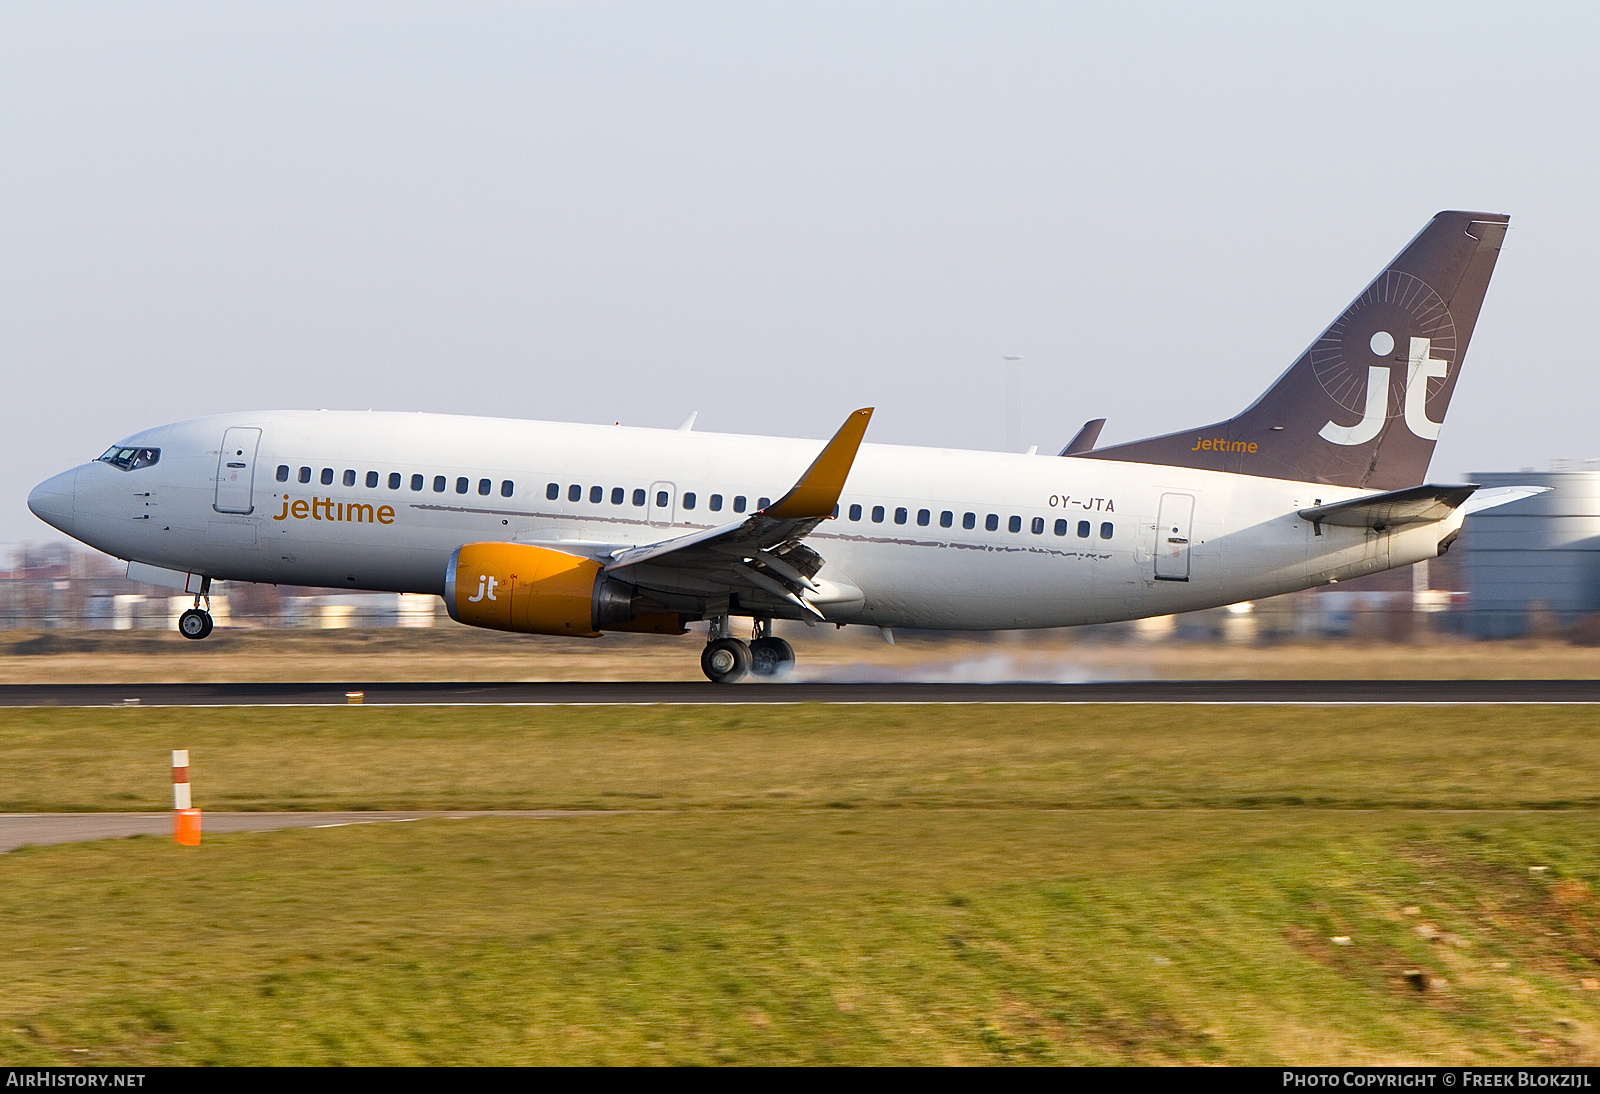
0,810 -> 611,853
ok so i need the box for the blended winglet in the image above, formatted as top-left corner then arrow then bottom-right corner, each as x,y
763,408 -> 874,519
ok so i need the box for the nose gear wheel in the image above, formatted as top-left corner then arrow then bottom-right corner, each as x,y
178,608 -> 214,640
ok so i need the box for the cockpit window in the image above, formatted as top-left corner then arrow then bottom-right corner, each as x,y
98,446 -> 160,471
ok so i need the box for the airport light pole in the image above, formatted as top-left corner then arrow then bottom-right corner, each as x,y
1004,355 -> 1023,452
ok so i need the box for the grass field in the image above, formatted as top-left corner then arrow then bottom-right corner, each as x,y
3,704 -> 1599,1064
5,626 -> 1600,684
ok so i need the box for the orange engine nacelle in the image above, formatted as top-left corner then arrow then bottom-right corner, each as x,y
445,542 -> 683,637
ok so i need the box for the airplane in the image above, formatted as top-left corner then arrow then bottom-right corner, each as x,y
28,210 -> 1538,682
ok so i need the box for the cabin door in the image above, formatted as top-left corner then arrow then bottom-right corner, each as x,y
214,427 -> 262,515
1154,493 -> 1195,582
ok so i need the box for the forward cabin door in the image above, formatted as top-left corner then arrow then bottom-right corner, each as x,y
1154,492 -> 1195,582
214,427 -> 262,515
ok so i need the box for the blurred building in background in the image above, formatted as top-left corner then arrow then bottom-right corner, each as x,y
0,542 -> 438,631
1458,465 -> 1600,638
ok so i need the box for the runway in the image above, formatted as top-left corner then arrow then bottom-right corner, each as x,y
2,679 -> 1599,705
0,810 -> 611,853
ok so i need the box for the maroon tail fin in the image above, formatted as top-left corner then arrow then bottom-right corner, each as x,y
1082,211 -> 1508,489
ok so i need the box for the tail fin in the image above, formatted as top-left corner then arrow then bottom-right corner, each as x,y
1082,211 -> 1509,490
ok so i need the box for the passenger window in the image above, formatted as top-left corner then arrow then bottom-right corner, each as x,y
986,514 -> 999,532
632,489 -> 646,506
894,507 -> 908,525
871,505 -> 885,523
683,492 -> 697,510
322,468 -> 334,486
388,473 -> 401,489
546,482 -> 559,500
411,474 -> 424,491
276,465 -> 289,482
849,504 -> 862,521
710,494 -> 723,512
478,479 -> 491,496
1077,520 -> 1090,538
917,509 -> 930,526
501,480 -> 514,498
1031,517 -> 1045,535
656,491 -> 669,508
1100,522 -> 1114,540
1008,515 -> 1022,533
611,487 -> 624,505
343,470 -> 356,487
963,512 -> 976,530
940,511 -> 953,528
729,495 -> 744,513
831,505 -> 839,518
434,476 -> 447,493
568,484 -> 581,502
456,477 -> 469,494
299,467 -> 311,484
366,471 -> 379,488
590,486 -> 602,503
758,497 -> 771,510
1053,519 -> 1068,536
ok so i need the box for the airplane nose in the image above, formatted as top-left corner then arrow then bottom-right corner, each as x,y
27,468 -> 78,535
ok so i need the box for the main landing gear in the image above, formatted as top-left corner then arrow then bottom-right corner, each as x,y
700,616 -> 796,683
177,585 -> 215,641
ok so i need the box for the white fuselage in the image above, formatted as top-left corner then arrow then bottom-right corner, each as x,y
31,410 -> 1458,629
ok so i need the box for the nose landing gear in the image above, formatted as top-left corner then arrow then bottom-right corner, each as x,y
178,608 -> 213,640
177,585 -> 214,640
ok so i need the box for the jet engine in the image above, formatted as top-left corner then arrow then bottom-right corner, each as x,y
445,542 -> 683,637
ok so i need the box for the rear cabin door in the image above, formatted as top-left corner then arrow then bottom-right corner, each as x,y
214,427 -> 262,515
1154,492 -> 1195,582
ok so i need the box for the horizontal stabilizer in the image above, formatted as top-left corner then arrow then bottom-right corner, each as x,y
1297,483 -> 1479,531
1459,485 -> 1549,515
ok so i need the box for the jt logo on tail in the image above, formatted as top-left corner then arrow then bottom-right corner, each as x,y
1318,335 -> 1448,445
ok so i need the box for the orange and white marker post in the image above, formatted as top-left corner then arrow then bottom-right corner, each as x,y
172,749 -> 201,846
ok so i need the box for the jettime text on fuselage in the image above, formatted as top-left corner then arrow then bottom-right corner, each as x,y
272,496 -> 396,525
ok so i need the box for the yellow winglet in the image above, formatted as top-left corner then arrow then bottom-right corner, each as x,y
763,408 -> 874,520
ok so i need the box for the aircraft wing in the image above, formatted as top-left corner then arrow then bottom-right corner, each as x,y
603,408 -> 874,619
1297,483 -> 1483,531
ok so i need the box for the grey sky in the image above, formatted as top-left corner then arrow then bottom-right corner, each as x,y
4,1 -> 1597,548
